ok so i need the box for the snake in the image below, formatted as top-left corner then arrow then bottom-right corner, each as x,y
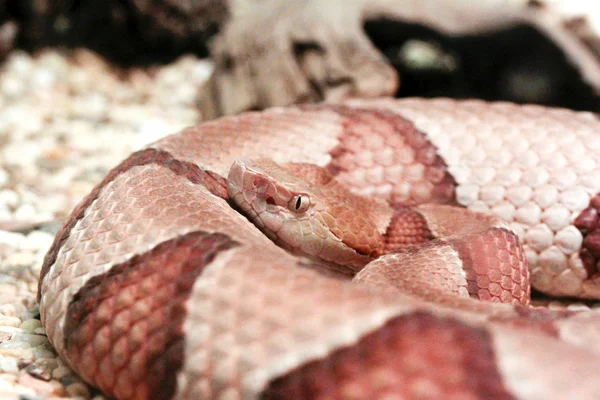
38,98 -> 600,399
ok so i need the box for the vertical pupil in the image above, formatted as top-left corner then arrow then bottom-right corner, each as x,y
295,196 -> 302,210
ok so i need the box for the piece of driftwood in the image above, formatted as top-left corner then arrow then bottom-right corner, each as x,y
199,0 -> 600,117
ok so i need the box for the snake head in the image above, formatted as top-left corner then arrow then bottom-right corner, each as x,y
227,158 -> 386,273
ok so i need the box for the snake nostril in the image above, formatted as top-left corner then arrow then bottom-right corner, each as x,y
266,197 -> 276,205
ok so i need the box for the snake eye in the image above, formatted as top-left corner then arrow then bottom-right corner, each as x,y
289,194 -> 310,213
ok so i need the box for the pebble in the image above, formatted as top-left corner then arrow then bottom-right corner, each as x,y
3,251 -> 36,268
17,374 -> 58,396
0,208 -> 12,220
24,364 -> 51,381
13,204 -> 37,221
17,320 -> 41,334
0,190 -> 19,210
0,304 -> 17,317
0,168 -> 7,187
0,357 -> 18,373
66,382 -> 91,398
10,334 -> 48,347
32,346 -> 55,360
51,365 -> 72,380
0,231 -> 24,248
0,372 -> 17,383
0,316 -> 20,328
0,346 -> 33,360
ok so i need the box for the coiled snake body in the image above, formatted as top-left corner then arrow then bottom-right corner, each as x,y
38,98 -> 600,399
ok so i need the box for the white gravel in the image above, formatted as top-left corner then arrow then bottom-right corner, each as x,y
0,48 -> 211,399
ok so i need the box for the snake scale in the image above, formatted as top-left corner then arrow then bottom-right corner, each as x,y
38,98 -> 600,399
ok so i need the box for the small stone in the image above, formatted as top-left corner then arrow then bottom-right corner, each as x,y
0,315 -> 21,327
19,305 -> 37,321
0,326 -> 22,335
7,52 -> 34,76
0,285 -> 19,305
25,364 -> 51,381
0,304 -> 17,317
14,204 -> 37,221
66,382 -> 91,399
23,231 -> 54,252
18,358 -> 33,369
51,365 -> 72,380
33,328 -> 45,335
48,380 -> 67,397
32,345 -> 55,360
16,320 -> 42,335
17,373 -> 56,396
0,372 -> 17,383
4,251 -> 37,268
19,393 -> 46,400
0,189 -> 19,209
0,76 -> 24,97
0,357 -> 18,373
566,303 -> 591,311
0,231 -> 25,248
0,208 -> 12,220
0,168 -> 8,187
35,358 -> 58,371
0,346 -> 33,360
31,68 -> 56,89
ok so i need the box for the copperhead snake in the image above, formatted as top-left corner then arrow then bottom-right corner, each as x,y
38,98 -> 600,399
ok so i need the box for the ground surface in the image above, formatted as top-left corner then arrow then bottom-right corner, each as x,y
0,49 -> 210,399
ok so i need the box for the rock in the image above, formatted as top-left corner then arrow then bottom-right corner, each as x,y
3,251 -> 36,268
65,382 -> 91,399
17,373 -> 58,396
0,332 -> 11,342
51,365 -> 71,380
17,319 -> 41,334
0,304 -> 17,317
10,334 -> 49,347
31,345 -> 54,360
24,364 -> 51,381
22,231 -> 53,253
0,168 -> 7,186
0,315 -> 21,327
13,204 -> 37,221
0,372 -> 17,383
0,190 -> 19,210
0,356 -> 18,373
0,231 -> 24,248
